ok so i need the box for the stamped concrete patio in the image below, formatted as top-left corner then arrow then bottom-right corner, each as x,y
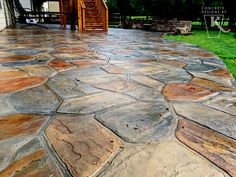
0,28 -> 235,177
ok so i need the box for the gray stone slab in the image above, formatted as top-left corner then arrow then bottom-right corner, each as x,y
124,86 -> 164,101
150,68 -> 192,83
95,102 -> 173,143
58,91 -> 135,114
58,67 -> 107,78
185,63 -> 218,72
99,141 -> 228,177
0,94 -> 16,116
47,76 -> 101,99
10,86 -> 60,114
204,93 -> 236,116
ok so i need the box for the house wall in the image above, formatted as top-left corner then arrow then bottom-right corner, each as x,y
20,0 -> 31,9
0,0 -> 32,31
0,0 -> 7,31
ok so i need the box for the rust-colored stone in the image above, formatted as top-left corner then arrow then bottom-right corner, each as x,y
163,83 -> 216,101
56,47 -> 86,53
48,60 -> 75,71
0,150 -> 46,176
73,60 -> 105,67
0,70 -> 27,79
208,69 -> 233,79
0,56 -> 34,63
188,50 -> 216,58
191,78 -> 234,92
130,58 -> 157,63
0,76 -> 47,93
0,114 -> 47,141
176,119 -> 236,177
46,115 -> 121,177
155,50 -> 189,57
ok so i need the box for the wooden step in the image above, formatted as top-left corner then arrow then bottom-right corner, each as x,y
85,20 -> 103,23
84,2 -> 96,7
85,27 -> 105,31
85,9 -> 98,13
86,21 -> 103,25
85,13 -> 100,17
85,16 -> 102,21
84,28 -> 105,31
85,7 -> 96,10
84,0 -> 95,3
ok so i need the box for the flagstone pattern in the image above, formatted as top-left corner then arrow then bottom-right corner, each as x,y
0,28 -> 235,177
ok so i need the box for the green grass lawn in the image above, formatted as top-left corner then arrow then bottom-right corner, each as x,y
164,30 -> 236,79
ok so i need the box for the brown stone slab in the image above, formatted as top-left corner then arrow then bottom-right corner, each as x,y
0,114 -> 47,141
17,65 -> 55,77
0,70 -> 27,79
163,83 -> 216,101
55,47 -> 86,53
188,49 -> 216,58
73,60 -> 105,68
208,69 -> 233,79
0,76 -> 47,93
48,60 -> 75,71
191,78 -> 235,92
46,115 -> 121,177
0,56 -> 34,63
176,119 -> 236,177
129,58 -> 157,63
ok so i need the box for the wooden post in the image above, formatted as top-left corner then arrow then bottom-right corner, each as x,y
78,0 -> 82,32
59,0 -> 65,29
106,8 -> 108,31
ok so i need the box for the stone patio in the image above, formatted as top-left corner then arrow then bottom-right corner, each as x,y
0,28 -> 235,177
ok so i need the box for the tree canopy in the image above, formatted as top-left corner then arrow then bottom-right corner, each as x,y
106,0 -> 236,21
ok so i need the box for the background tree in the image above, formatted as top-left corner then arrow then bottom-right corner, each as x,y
106,0 -> 235,28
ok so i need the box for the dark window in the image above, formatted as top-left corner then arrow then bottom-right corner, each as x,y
0,1 -> 2,10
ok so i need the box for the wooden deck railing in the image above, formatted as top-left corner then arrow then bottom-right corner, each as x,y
60,0 -> 108,31
96,0 -> 108,31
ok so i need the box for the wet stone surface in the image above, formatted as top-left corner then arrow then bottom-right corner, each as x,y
163,83 -> 217,101
150,68 -> 192,83
10,86 -> 60,114
46,115 -> 121,177
95,102 -> 173,143
99,141 -> 228,177
176,119 -> 236,177
0,28 -> 235,176
0,137 -> 60,177
173,102 -> 236,139
58,91 -> 135,114
203,93 -> 236,115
